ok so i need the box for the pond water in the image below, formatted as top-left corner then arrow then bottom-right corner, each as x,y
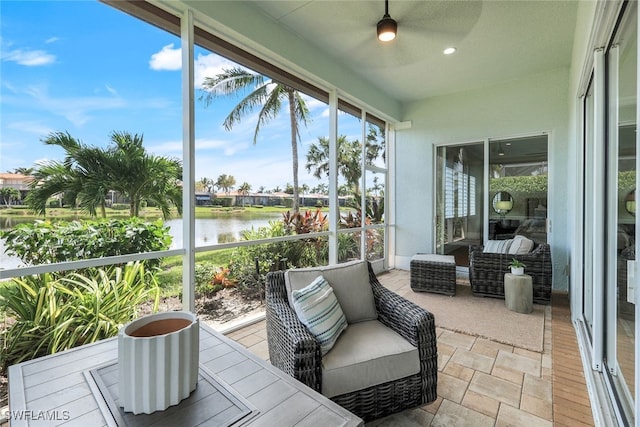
0,214 -> 282,271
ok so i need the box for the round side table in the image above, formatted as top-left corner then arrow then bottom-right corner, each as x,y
504,273 -> 533,314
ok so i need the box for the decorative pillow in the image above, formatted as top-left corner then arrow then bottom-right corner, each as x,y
285,260 -> 378,323
484,239 -> 513,254
508,235 -> 534,255
292,275 -> 348,355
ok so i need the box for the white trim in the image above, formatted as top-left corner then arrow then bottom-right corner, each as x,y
635,2 -> 640,418
592,48 -> 606,372
387,122 -> 397,269
181,8 -> 196,313
328,89 -> 339,265
575,319 -> 621,427
0,249 -> 185,280
606,44 -> 619,376
482,138 -> 490,247
573,93 -> 587,322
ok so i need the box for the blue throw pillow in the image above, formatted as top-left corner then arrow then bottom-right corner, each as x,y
292,275 -> 348,356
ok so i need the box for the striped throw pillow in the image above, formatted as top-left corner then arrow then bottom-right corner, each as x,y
292,275 -> 348,356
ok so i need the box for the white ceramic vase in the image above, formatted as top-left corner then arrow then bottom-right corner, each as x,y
118,311 -> 199,414
510,267 -> 525,276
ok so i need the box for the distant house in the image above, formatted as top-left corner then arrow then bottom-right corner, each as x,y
210,190 -> 348,208
195,192 -> 212,206
0,173 -> 31,203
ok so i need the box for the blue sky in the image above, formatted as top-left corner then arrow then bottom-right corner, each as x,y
1,0 -> 364,192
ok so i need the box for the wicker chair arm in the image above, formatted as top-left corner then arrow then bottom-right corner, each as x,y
265,272 -> 322,391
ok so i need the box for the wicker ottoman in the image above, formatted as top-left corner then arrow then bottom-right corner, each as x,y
410,254 -> 457,296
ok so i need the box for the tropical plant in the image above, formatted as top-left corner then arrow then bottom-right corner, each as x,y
194,263 -> 231,295
339,210 -> 382,259
0,188 -> 20,207
0,262 -> 160,369
26,131 -> 182,219
201,67 -> 311,213
216,174 -> 236,195
306,135 -> 363,192
238,182 -> 252,206
508,258 -> 526,269
282,208 -> 328,234
197,177 -> 215,193
1,218 -> 172,268
8,167 -> 35,175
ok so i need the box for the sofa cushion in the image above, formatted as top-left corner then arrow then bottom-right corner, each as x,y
508,235 -> 534,255
484,239 -> 513,254
321,320 -> 420,398
285,260 -> 377,323
292,275 -> 348,356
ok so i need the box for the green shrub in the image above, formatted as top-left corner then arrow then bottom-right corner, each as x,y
111,203 -> 129,210
48,199 -> 61,208
194,263 -> 228,295
227,220 -> 327,299
0,262 -> 160,369
1,217 -> 172,268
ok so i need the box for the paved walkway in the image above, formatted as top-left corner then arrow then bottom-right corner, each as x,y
225,269 -> 595,426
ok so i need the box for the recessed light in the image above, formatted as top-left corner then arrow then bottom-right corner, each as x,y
443,47 -> 456,55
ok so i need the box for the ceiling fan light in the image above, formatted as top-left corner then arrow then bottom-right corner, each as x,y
377,15 -> 397,41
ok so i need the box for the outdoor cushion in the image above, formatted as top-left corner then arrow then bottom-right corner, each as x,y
483,239 -> 513,254
291,275 -> 348,356
321,320 -> 421,398
508,235 -> 534,255
284,260 -> 378,323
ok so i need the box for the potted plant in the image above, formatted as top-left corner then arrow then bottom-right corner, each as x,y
509,258 -> 526,276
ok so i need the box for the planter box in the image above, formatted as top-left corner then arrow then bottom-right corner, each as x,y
118,311 -> 199,414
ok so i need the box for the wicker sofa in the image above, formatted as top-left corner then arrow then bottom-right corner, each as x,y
468,240 -> 552,304
265,261 -> 438,421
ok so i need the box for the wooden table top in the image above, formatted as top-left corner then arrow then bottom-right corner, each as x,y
8,323 -> 363,427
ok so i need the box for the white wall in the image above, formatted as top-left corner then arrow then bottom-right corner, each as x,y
395,68 -> 571,291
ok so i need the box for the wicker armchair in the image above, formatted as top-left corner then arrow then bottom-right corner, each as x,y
265,262 -> 438,421
469,242 -> 552,304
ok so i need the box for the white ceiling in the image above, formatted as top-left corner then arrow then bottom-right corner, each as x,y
248,1 -> 580,102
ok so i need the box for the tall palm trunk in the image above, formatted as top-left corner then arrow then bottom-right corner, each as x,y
288,89 -> 300,213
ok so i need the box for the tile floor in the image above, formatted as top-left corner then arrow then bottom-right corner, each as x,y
224,269 -> 595,426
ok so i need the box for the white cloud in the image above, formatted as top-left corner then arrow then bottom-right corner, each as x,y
149,43 -> 181,71
148,45 -> 238,89
45,37 -> 59,44
3,48 -> 55,66
194,52 -> 238,89
7,121 -> 54,136
9,84 -> 126,127
105,85 -> 118,96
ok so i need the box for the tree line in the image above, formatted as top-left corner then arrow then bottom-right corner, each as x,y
6,66 -> 385,217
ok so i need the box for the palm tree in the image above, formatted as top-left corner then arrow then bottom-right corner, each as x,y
306,135 -> 362,193
27,132 -> 111,217
9,167 -> 35,175
26,131 -> 182,219
0,188 -> 20,207
106,131 -> 182,218
238,182 -> 252,207
216,174 -> 236,195
201,67 -> 310,213
198,177 -> 215,193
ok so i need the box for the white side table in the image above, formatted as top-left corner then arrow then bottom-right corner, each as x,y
504,273 -> 533,314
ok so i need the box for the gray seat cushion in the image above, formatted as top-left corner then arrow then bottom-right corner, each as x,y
284,260 -> 377,323
321,320 -> 421,398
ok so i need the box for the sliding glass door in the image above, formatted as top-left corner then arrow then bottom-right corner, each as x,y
435,137 -> 548,268
488,136 -> 548,244
435,142 -> 484,267
604,3 -> 637,422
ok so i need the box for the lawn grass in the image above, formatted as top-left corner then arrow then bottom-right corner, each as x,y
0,204 -> 328,221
